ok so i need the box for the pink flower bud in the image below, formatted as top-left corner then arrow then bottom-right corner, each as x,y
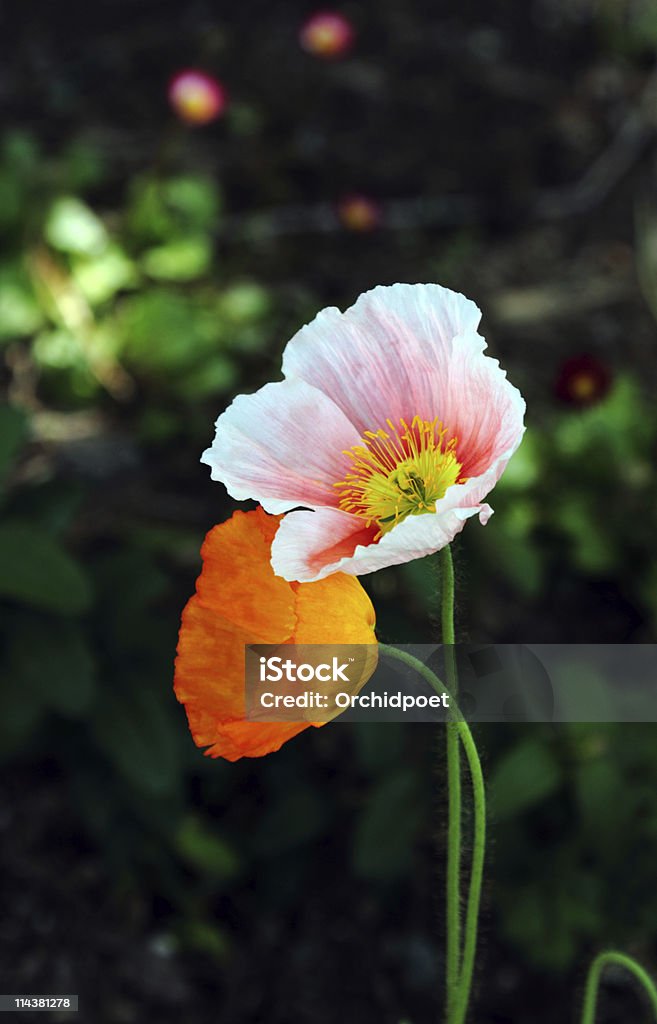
168,70 -> 227,125
300,11 -> 355,59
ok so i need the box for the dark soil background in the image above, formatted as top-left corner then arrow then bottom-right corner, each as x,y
1,1 -> 657,1022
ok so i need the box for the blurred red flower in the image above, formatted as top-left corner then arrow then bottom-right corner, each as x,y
300,11 -> 355,59
555,354 -> 612,407
168,69 -> 227,125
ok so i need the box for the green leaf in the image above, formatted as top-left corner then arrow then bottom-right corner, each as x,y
117,290 -> 223,373
62,138 -> 106,190
163,175 -> 221,228
33,329 -> 84,370
551,661 -> 617,724
218,282 -> 271,324
500,883 -> 577,970
0,264 -> 44,340
554,378 -> 652,462
126,178 -> 174,243
554,497 -> 617,574
496,429 -> 540,490
500,867 -> 602,970
127,174 -> 220,244
8,616 -> 97,717
175,816 -> 240,879
575,756 -> 624,843
0,405 -> 27,485
353,770 -> 421,879
142,237 -> 212,282
3,131 -> 39,172
0,522 -> 92,614
45,197 -> 108,256
178,920 -> 230,961
483,527 -> 546,599
94,688 -> 182,798
72,245 -> 137,304
178,355 -> 237,398
0,171 -> 26,231
489,737 -> 562,819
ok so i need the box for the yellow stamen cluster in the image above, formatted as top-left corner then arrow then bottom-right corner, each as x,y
335,416 -> 465,537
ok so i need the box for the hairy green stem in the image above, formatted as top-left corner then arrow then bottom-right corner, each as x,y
377,641 -> 485,1024
580,951 -> 657,1024
452,726 -> 485,1024
440,546 -> 461,1022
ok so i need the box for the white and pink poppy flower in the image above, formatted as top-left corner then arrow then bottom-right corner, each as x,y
202,283 -> 525,582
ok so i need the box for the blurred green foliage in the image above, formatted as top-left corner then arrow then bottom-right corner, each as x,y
0,129 -> 281,964
488,719 -> 657,971
0,131 -> 278,415
472,377 -> 657,631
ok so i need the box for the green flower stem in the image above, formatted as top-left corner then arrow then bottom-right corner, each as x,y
452,723 -> 485,1024
377,642 -> 485,1024
440,545 -> 461,1022
580,951 -> 657,1024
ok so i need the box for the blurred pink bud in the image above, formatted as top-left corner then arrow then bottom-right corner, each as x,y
168,70 -> 227,125
300,11 -> 355,59
337,194 -> 381,232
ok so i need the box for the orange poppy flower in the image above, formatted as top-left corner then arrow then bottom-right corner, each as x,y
174,507 -> 377,761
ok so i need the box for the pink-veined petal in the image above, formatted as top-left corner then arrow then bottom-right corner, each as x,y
201,378 -> 361,513
271,508 -> 378,581
437,339 -> 526,478
282,282 -> 524,479
281,282 -> 484,433
271,501 -> 487,581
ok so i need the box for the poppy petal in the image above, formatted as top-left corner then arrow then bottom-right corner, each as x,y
201,379 -> 360,513
174,508 -> 377,759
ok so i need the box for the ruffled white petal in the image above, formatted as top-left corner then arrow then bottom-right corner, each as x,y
281,283 -> 484,434
271,498 -> 489,582
201,379 -> 360,514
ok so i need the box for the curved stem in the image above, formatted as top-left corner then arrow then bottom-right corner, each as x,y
453,729 -> 485,1024
377,642 -> 485,1024
580,951 -> 657,1024
440,546 -> 461,1022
